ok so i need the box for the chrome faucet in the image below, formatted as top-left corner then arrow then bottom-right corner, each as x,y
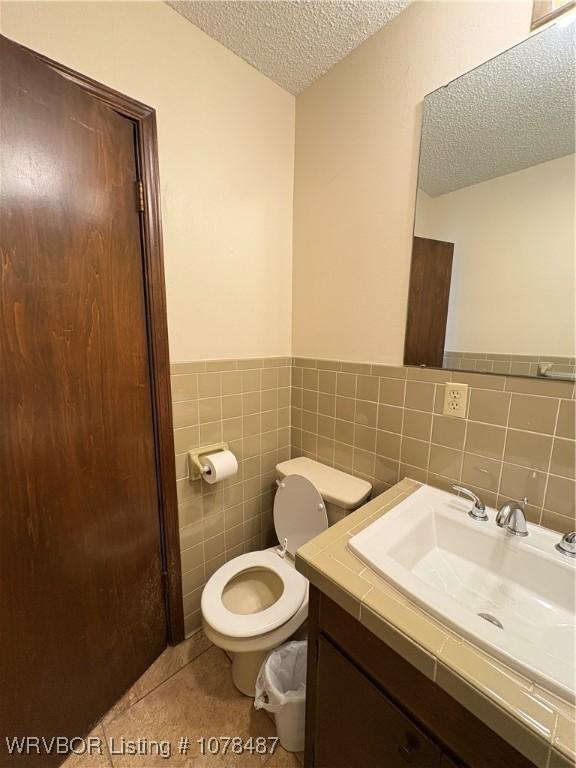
556,531 -> 576,558
452,485 -> 488,521
496,498 -> 529,537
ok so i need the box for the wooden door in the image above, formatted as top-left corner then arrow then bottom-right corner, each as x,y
442,757 -> 465,768
404,236 -> 454,368
314,637 -> 442,768
0,36 -> 168,763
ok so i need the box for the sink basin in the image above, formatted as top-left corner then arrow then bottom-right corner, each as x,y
348,485 -> 576,700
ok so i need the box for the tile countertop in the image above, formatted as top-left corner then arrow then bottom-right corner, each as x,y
294,478 -> 576,768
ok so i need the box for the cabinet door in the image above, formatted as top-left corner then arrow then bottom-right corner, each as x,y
314,637 -> 443,768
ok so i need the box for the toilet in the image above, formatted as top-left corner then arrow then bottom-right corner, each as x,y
201,457 -> 372,695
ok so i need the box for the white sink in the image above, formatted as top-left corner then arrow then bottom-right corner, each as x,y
348,485 -> 576,700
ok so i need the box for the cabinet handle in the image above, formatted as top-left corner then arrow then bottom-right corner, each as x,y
398,732 -> 420,763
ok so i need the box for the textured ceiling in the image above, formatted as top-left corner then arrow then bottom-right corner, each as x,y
166,0 -> 409,94
419,23 -> 576,197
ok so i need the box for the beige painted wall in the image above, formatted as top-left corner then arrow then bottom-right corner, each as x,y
0,0 -> 295,362
416,154 -> 575,356
293,0 -> 534,364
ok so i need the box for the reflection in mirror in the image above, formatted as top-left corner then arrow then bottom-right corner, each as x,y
405,23 -> 575,380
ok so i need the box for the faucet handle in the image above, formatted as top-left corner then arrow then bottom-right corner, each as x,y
452,485 -> 488,521
556,531 -> 576,558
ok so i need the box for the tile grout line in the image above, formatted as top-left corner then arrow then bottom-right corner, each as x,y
398,375 -> 408,487
493,389 -> 512,510
541,399 -> 562,527
423,385 -> 434,486
349,373 -> 357,477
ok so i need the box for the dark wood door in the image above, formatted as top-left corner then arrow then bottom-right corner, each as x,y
442,757 -> 465,768
314,637 -> 442,768
404,236 -> 454,368
0,36 -> 167,763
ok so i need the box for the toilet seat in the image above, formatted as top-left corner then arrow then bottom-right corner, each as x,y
201,549 -> 307,638
202,473 -> 329,642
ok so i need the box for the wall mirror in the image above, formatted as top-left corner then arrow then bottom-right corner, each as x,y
405,22 -> 575,380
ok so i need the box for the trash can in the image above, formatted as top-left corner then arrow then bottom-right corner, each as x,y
254,641 -> 307,752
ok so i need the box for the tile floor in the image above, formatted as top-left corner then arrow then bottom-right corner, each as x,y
65,632 -> 302,768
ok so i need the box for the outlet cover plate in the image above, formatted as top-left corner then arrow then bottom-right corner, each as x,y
443,382 -> 469,418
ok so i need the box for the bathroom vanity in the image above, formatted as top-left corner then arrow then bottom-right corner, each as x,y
304,588 -> 532,768
295,480 -> 575,768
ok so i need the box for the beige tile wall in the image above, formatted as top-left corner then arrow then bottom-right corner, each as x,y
444,351 -> 576,378
291,358 -> 576,536
172,355 -> 575,635
171,358 -> 291,636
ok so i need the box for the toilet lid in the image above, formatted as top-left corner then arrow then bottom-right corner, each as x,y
274,474 -> 328,557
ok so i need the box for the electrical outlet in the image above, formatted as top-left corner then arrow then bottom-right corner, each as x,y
443,382 -> 469,418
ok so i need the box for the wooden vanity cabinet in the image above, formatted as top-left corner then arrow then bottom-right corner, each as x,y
304,586 -> 535,768
315,636 -> 443,767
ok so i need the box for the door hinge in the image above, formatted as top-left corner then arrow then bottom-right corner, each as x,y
136,179 -> 145,212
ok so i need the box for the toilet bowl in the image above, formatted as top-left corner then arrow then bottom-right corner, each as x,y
201,458 -> 371,696
202,548 -> 310,695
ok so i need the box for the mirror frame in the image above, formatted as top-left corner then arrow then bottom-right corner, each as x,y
531,0 -> 575,29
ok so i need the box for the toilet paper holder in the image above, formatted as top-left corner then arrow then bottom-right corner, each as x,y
188,442 -> 230,481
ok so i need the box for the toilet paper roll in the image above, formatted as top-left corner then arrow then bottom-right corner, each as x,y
201,450 -> 238,484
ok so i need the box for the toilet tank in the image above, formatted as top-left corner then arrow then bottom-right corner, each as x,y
275,457 -> 372,526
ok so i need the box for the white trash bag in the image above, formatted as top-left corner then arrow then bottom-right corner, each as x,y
254,641 -> 307,752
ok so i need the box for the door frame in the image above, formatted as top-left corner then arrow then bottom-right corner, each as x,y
3,35 -> 184,644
